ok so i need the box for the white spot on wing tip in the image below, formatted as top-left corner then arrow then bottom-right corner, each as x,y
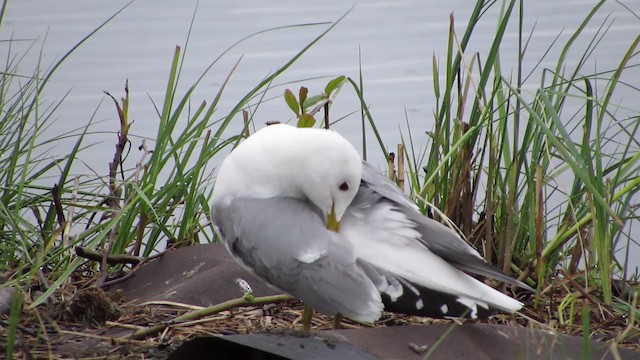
387,282 -> 403,302
416,299 -> 424,310
440,304 -> 448,314
456,297 -> 484,319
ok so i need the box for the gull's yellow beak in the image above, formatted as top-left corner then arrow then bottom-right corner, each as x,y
327,203 -> 341,232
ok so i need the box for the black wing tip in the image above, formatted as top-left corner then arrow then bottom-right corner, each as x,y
451,261 -> 537,293
514,281 -> 536,293
381,284 -> 497,320
484,271 -> 536,293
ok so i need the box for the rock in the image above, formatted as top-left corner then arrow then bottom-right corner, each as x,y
0,274 -> 17,315
0,285 -> 17,315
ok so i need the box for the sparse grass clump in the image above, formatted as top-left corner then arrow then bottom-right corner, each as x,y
389,0 -> 640,346
421,0 -> 640,305
348,0 -> 640,351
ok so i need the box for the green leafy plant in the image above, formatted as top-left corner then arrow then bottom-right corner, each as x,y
283,75 -> 346,128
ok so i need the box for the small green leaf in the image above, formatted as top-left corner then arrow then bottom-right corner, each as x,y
299,86 -> 309,110
284,89 -> 299,115
302,94 -> 325,109
297,113 -> 316,128
324,75 -> 346,95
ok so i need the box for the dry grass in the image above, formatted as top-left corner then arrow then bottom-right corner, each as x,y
1,269 -> 637,359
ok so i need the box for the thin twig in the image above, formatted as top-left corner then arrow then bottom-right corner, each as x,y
388,152 -> 396,182
99,83 -> 131,283
0,319 -> 46,341
98,250 -> 166,289
560,269 -> 601,307
126,294 -> 294,340
137,300 -> 204,310
59,329 -> 147,345
397,144 -> 405,191
75,246 -> 141,266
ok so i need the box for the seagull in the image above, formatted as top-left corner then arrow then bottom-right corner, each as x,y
211,124 -> 531,327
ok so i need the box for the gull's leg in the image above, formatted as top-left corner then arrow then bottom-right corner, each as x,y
332,313 -> 343,329
302,304 -> 314,332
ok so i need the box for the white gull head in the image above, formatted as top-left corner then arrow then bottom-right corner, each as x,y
212,124 -> 362,224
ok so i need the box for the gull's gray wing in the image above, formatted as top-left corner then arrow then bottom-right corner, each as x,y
361,161 -> 533,291
212,196 -> 383,322
361,162 -> 418,210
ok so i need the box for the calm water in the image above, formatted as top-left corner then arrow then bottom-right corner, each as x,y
3,0 -> 639,270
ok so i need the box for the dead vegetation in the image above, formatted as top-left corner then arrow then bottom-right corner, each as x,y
1,266 -> 637,359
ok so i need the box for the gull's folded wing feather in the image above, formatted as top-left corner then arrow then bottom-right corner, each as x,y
212,196 -> 383,322
341,187 -> 523,316
361,162 -> 533,291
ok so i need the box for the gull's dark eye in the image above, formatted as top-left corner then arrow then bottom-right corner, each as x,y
339,182 -> 349,191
